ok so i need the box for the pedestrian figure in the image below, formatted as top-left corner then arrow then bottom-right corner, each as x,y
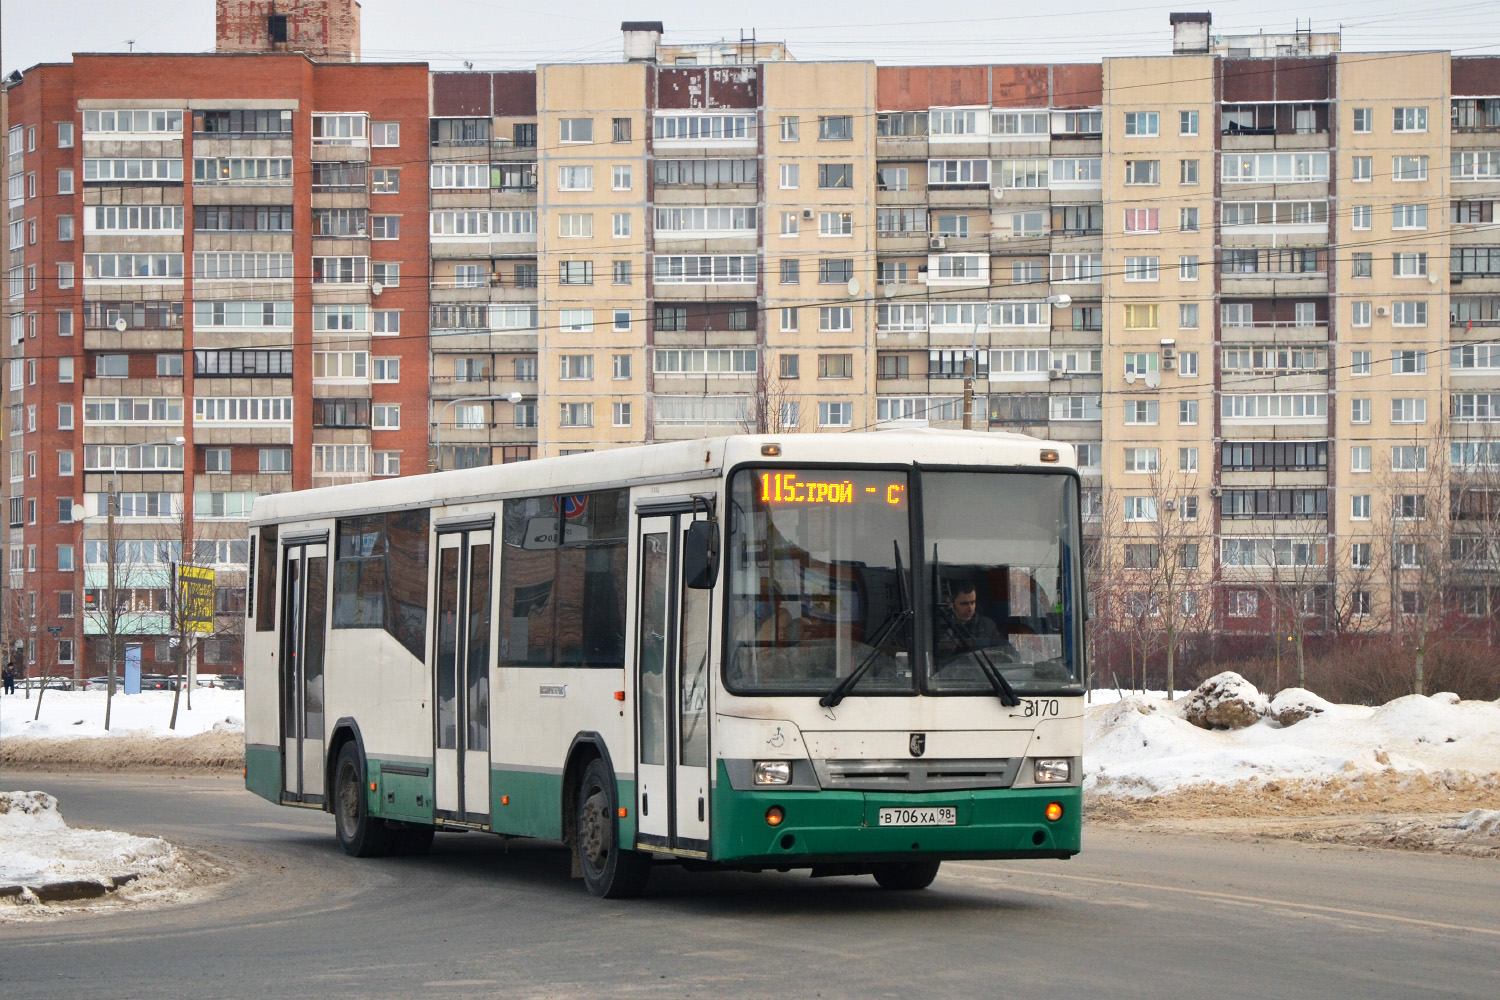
2,657 -> 15,695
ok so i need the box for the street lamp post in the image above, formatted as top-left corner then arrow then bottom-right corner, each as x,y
430,393 -> 523,470
963,293 -> 1071,431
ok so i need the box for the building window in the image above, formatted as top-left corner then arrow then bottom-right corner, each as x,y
1351,446 -> 1372,473
613,213 -> 631,238
1351,350 -> 1371,375
818,401 -> 852,427
1179,158 -> 1198,185
1124,111 -> 1159,136
1352,495 -> 1371,520
1394,107 -> 1428,132
612,117 -> 632,143
1352,156 -> 1372,181
1179,109 -> 1199,136
1180,351 -> 1198,376
818,115 -> 853,140
817,163 -> 852,188
370,215 -> 399,239
1352,253 -> 1372,277
1351,398 -> 1371,423
1124,160 -> 1159,185
560,118 -> 593,143
612,402 -> 631,427
1352,107 -> 1372,132
1179,399 -> 1198,425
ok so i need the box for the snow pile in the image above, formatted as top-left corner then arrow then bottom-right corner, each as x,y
0,791 -> 175,891
1443,809 -> 1500,839
1180,672 -> 1269,730
1,689 -> 243,742
1088,674 -> 1500,799
1269,687 -> 1332,727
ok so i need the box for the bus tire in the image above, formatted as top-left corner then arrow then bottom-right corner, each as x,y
391,825 -> 435,856
872,860 -> 941,890
333,742 -> 392,858
576,757 -> 651,898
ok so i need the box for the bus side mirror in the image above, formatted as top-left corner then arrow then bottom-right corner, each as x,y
683,520 -> 719,589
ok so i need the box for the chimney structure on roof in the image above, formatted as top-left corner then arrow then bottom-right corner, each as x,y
216,0 -> 361,62
622,21 -> 664,63
1170,12 -> 1213,54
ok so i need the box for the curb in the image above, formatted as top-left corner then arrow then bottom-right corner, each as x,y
0,872 -> 141,903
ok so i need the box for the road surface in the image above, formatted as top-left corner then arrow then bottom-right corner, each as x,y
3,771 -> 1498,999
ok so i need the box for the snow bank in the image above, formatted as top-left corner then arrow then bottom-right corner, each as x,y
1088,676 -> 1500,798
1,689 -> 243,741
0,791 -> 175,890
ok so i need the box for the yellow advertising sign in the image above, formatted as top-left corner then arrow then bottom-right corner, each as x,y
179,565 -> 216,633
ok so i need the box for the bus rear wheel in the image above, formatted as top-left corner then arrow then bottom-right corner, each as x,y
872,860 -> 941,890
334,742 -> 392,858
576,757 -> 651,898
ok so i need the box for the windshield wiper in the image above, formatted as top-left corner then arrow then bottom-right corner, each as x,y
821,541 -> 911,709
931,543 -> 1021,708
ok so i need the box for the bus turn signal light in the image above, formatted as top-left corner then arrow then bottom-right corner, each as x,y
765,806 -> 785,827
1040,449 -> 1060,463
370,782 -> 377,792
618,807 -> 628,818
1045,802 -> 1064,822
614,690 -> 625,701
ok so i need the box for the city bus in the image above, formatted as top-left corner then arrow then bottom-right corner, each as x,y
243,430 -> 1086,896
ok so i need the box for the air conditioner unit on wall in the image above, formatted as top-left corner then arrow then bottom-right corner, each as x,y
929,237 -> 946,250
1376,306 -> 1389,317
802,209 -> 814,220
1163,499 -> 1177,511
1209,487 -> 1222,498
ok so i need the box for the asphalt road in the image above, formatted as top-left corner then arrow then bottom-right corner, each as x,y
3,771 -> 1499,1000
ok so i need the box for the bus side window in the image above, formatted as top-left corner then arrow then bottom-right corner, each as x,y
255,524 -> 278,631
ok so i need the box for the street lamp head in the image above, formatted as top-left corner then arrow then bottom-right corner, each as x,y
170,435 -> 186,446
1045,293 -> 1073,308
506,392 -> 523,403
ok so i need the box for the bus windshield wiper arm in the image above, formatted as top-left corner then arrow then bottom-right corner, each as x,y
819,608 -> 912,709
933,602 -> 1021,708
821,540 -> 911,709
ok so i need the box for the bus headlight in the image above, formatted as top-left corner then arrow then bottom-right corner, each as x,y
754,761 -> 792,785
1034,758 -> 1071,783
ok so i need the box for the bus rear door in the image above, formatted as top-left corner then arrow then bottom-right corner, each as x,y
433,524 -> 494,825
280,539 -> 328,803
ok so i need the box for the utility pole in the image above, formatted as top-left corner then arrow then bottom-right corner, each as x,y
961,356 -> 975,430
104,480 -> 117,731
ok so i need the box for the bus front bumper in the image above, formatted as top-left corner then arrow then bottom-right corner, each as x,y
710,777 -> 1083,865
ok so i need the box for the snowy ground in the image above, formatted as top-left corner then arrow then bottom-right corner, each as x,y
0,790 -> 198,919
1,688 -> 243,741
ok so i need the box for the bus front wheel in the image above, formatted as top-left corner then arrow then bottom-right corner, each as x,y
575,757 -> 651,898
334,742 -> 392,857
872,860 -> 941,890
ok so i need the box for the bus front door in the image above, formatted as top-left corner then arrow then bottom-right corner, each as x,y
280,541 -> 328,803
433,527 -> 494,825
634,512 -> 713,855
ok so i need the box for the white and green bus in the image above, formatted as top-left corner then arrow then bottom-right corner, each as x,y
244,430 -> 1086,896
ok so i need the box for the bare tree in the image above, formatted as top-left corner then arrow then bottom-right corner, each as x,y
1374,423 -> 1456,696
1109,464 -> 1212,699
1248,525 -> 1332,692
1447,422 -> 1500,646
749,356 -> 804,434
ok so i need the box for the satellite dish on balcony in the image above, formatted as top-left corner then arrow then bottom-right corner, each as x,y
847,278 -> 860,298
1124,371 -> 1137,384
115,318 -> 128,332
1145,369 -> 1161,389
371,282 -> 384,296
883,284 -> 897,298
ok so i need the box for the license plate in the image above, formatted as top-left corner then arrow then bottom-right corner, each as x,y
877,806 -> 956,827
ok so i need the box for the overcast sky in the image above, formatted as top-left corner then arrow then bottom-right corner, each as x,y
6,0 -> 1500,73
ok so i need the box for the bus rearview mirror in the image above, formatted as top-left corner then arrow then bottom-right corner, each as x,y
683,521 -> 719,589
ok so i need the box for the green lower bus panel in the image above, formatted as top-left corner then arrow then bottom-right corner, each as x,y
245,744 -> 282,804
711,762 -> 1082,863
370,761 -> 435,825
490,768 -> 564,840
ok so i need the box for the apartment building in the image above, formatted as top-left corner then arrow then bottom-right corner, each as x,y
2,0 -> 430,681
5,7 -> 1500,677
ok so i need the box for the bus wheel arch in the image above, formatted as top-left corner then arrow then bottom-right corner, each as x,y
562,734 -> 650,897
324,717 -> 367,812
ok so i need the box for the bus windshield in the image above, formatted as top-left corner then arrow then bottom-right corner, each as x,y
724,467 -> 1081,697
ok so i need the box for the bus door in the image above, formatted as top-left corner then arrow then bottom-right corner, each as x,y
280,540 -> 328,803
634,511 -> 713,853
433,524 -> 494,825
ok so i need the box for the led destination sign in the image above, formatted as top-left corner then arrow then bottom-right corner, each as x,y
758,471 -> 906,506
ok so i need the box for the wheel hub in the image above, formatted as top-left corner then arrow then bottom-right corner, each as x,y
581,788 -> 611,869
